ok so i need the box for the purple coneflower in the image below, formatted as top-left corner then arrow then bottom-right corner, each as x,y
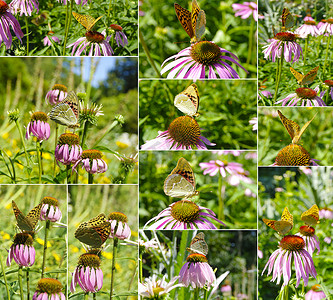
232,2 -> 263,21
262,235 -> 316,287
9,0 -> 38,16
221,284 -> 232,294
33,278 -> 65,300
141,116 -> 215,150
262,32 -> 303,63
145,199 -> 225,230
40,196 -> 62,222
249,117 -> 257,130
139,275 -> 182,298
43,31 -> 60,46
25,112 -> 50,141
275,86 -> 326,106
55,133 -> 82,166
70,253 -> 103,293
295,16 -> 320,38
305,284 -> 326,300
199,160 -> 245,177
57,0 -> 87,5
161,41 -> 247,79
108,212 -> 131,240
67,30 -> 113,56
7,232 -> 35,267
0,0 -> 24,49
45,84 -> 68,105
72,149 -> 108,174
110,24 -> 128,47
296,226 -> 320,256
318,19 -> 333,35
319,208 -> 333,219
258,90 -> 273,100
324,80 -> 333,100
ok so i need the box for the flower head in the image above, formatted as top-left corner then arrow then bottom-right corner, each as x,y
161,41 -> 247,79
139,275 -> 182,298
272,144 -> 318,166
262,235 -> 317,287
33,278 -> 65,300
141,116 -> 215,150
79,100 -> 103,125
296,226 -> 320,256
72,149 -> 108,174
232,2 -> 263,21
110,24 -> 128,47
324,80 -> 333,100
145,199 -> 225,230
108,212 -> 131,240
0,0 -> 24,49
9,0 -> 38,16
7,232 -> 35,267
319,208 -> 333,219
318,19 -> 333,36
199,160 -> 245,177
221,284 -> 232,294
70,253 -> 103,293
43,31 -> 61,47
55,133 -> 82,166
305,284 -> 326,300
45,84 -> 68,105
25,111 -> 50,141
67,30 -> 113,56
275,86 -> 326,106
295,19 -> 320,38
40,196 -> 62,222
258,90 -> 273,100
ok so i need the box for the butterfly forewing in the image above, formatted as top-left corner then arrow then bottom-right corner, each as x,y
174,83 -> 199,116
187,232 -> 208,256
301,204 -> 319,226
290,67 -> 304,84
263,207 -> 293,235
174,3 -> 194,39
281,8 -> 294,30
72,12 -> 103,31
277,110 -> 300,143
12,201 -> 42,232
290,66 -> 319,85
195,10 -> 206,41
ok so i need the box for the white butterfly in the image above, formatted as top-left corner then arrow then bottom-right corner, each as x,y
174,83 -> 200,117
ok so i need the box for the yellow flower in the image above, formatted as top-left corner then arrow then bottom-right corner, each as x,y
2,233 -> 10,240
52,252 -> 61,262
102,252 -> 113,260
70,245 -> 79,253
42,152 -> 52,160
116,141 -> 129,149
5,150 -> 12,157
115,262 -> 121,271
5,203 -> 11,209
36,238 -> 52,247
2,132 -> 9,139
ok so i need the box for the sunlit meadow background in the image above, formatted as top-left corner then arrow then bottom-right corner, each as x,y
68,185 -> 138,299
139,0 -> 257,78
258,167 -> 333,299
139,80 -> 257,150
258,107 -> 333,166
139,151 -> 257,229
141,230 -> 257,299
0,185 -> 67,298
0,57 -> 138,184
258,0 -> 333,106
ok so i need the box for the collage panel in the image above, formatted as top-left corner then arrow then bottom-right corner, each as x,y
0,57 -> 138,184
1,184 -> 67,299
258,167 -> 333,299
258,107 -> 333,166
139,230 -> 257,299
139,0 -> 257,79
139,151 -> 257,230
139,80 -> 257,150
68,184 -> 138,299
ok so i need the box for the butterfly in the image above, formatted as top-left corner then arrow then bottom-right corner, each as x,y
290,66 -> 319,86
281,8 -> 295,31
301,204 -> 319,226
174,83 -> 200,117
72,12 -> 103,32
277,110 -> 317,145
75,213 -> 111,248
174,0 -> 206,43
263,207 -> 293,235
49,91 -> 80,129
186,232 -> 208,256
12,201 -> 42,232
163,157 -> 199,199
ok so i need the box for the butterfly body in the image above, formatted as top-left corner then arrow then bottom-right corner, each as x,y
72,12 -> 103,31
12,201 -> 42,232
186,232 -> 208,256
174,83 -> 199,117
290,66 -> 319,86
301,204 -> 319,226
281,8 -> 294,31
263,207 -> 293,235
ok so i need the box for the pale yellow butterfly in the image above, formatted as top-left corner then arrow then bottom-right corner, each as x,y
174,83 -> 200,117
301,204 -> 319,226
186,232 -> 208,256
72,12 -> 103,31
263,207 -> 293,235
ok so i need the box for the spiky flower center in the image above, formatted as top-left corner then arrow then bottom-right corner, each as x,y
190,41 -> 221,65
327,19 -> 333,24
170,200 -> 200,223
0,0 -> 8,14
311,284 -> 321,291
110,24 -> 123,31
186,253 -> 208,263
81,149 -> 102,160
78,253 -> 101,269
295,87 -> 317,99
31,111 -> 48,122
36,278 -> 63,294
299,225 -> 315,236
58,133 -> 80,146
108,212 -> 128,223
304,21 -> 316,25
275,32 -> 297,42
41,196 -> 59,207
275,144 -> 311,166
13,232 -> 34,246
52,84 -> 67,92
168,116 -> 201,147
279,235 -> 305,251
324,79 -> 333,86
85,31 -> 104,43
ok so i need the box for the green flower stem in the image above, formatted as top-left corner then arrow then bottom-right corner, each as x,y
218,175 -> 225,226
110,237 -> 119,300
273,44 -> 284,103
107,0 -> 114,21
322,35 -> 331,78
26,268 -> 30,300
88,173 -> 94,184
62,0 -> 74,55
66,164 -> 72,184
84,293 -> 89,300
25,17 -> 29,55
53,124 -> 58,176
0,255 -> 10,300
204,289 -> 208,300
36,140 -> 42,184
139,30 -> 162,78
139,252 -> 143,282
18,266 -> 24,300
246,18 -> 255,65
41,220 -> 51,278
326,88 -> 330,105
81,121 -> 89,148
194,288 -> 199,300
303,36 -> 309,63
93,293 -> 96,300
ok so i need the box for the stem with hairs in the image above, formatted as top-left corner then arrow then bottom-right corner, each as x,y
139,252 -> 143,282
27,268 -> 30,300
218,175 -> 225,226
110,237 -> 119,300
53,124 -> 58,176
66,164 -> 72,184
36,140 -> 42,184
0,255 -> 10,300
273,44 -> 284,103
88,173 -> 94,184
18,267 -> 24,300
303,36 -> 309,63
193,288 -> 199,300
41,220 -> 50,278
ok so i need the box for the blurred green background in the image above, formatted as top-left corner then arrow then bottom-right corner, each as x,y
0,185 -> 67,298
139,0 -> 257,78
258,167 -> 333,299
258,107 -> 333,165
139,80 -> 257,150
139,151 -> 257,229
68,185 -> 138,299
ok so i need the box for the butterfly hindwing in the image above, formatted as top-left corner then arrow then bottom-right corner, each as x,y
281,8 -> 294,31
301,204 -> 319,226
174,83 -> 199,116
187,232 -> 208,256
12,201 -> 42,232
72,12 -> 103,31
263,207 -> 293,235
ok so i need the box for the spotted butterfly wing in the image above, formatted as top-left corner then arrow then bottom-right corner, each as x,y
301,204 -> 319,226
263,207 -> 293,235
72,12 -> 103,31
186,232 -> 208,256
163,158 -> 198,198
290,66 -> 319,85
12,201 -> 42,232
49,91 -> 80,129
281,8 -> 294,31
174,83 -> 200,117
191,0 -> 206,43
174,3 -> 194,40
75,213 -> 111,248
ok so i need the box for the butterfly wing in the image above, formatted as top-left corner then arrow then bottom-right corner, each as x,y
187,232 -> 208,256
301,66 -> 319,85
263,207 -> 293,235
171,158 -> 195,188
174,3 -> 194,39
277,110 -> 301,143
281,8 -> 294,30
301,204 -> 319,226
191,0 -> 205,42
174,83 -> 199,116
72,12 -> 103,31
294,112 -> 317,144
290,67 -> 305,84
12,201 -> 42,231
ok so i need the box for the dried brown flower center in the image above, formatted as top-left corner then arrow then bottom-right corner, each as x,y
78,253 -> 101,268
85,31 -> 104,43
190,41 -> 221,65
275,144 -> 311,166
0,0 -> 8,14
58,133 -> 80,146
81,149 -> 103,160
304,21 -> 316,25
52,84 -> 67,92
13,232 -> 34,246
275,32 -> 297,42
36,278 -> 63,294
324,80 -> 333,86
108,212 -> 128,223
41,197 -> 59,206
295,87 -> 317,99
299,225 -> 315,236
279,235 -> 305,251
171,200 -> 200,223
186,253 -> 208,263
31,111 -> 48,122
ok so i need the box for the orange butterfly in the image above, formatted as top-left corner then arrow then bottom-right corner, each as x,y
301,205 -> 319,226
290,66 -> 319,86
263,207 -> 293,235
